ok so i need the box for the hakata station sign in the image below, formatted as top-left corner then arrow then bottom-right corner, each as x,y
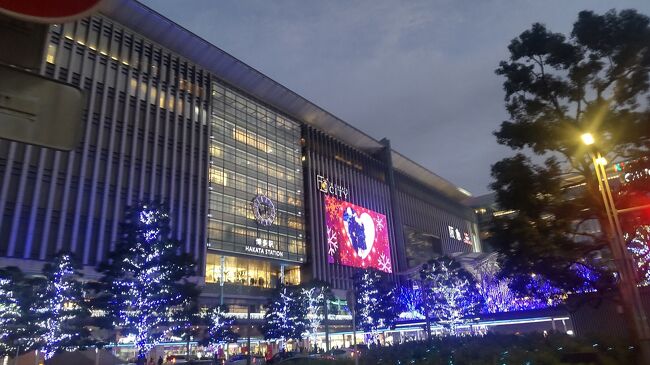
0,0 -> 104,23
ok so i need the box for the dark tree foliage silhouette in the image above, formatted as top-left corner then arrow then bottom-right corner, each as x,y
491,9 -> 650,294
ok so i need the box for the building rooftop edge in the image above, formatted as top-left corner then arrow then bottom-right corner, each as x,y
99,0 -> 472,202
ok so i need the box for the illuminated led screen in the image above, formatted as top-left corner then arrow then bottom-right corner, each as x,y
325,195 -> 392,273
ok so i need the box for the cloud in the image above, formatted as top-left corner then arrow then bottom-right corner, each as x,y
142,0 -> 650,194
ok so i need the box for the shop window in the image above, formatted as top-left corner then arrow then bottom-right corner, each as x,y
204,254 -> 299,289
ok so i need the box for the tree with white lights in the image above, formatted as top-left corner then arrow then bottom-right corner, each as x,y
352,269 -> 396,341
300,281 -> 330,348
202,305 -> 238,347
420,256 -> 484,334
262,285 -> 307,347
627,225 -> 650,285
0,268 -> 23,357
0,268 -> 45,359
35,253 -> 91,360
98,202 -> 197,363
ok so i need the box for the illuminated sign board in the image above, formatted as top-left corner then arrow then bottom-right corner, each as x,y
325,195 -> 392,273
317,174 -> 349,200
244,238 -> 284,258
448,225 -> 473,245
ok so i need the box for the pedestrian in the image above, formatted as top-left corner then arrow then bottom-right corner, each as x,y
158,356 -> 163,365
148,356 -> 155,365
265,343 -> 273,362
218,345 -> 225,359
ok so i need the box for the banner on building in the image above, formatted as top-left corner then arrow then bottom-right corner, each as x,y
324,195 -> 392,273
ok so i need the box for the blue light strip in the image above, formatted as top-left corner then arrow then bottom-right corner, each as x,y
111,315 -> 571,348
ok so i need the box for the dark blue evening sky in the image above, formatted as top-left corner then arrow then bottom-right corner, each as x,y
141,0 -> 650,195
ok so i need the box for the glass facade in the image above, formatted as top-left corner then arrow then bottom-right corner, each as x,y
207,81 -> 306,267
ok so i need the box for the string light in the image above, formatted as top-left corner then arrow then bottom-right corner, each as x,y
0,274 -> 21,356
301,286 -> 326,345
353,269 -> 396,341
102,203 -> 195,361
262,285 -> 307,347
420,257 -> 484,334
627,225 -> 650,285
204,305 -> 237,348
36,254 -> 89,360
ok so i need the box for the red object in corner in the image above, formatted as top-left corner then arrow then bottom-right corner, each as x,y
0,0 -> 104,23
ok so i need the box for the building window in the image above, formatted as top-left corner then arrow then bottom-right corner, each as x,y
285,267 -> 300,286
46,43 -> 57,64
209,168 -> 227,186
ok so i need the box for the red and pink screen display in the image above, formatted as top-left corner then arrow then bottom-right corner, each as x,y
325,195 -> 392,273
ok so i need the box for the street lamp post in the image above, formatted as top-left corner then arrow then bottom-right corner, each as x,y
582,133 -> 650,362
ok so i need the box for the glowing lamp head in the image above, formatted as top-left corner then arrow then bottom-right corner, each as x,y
581,133 -> 595,146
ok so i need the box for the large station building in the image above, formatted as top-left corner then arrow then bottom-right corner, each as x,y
0,0 -> 480,311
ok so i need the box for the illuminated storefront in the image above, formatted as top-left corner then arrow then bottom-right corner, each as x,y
205,255 -> 300,288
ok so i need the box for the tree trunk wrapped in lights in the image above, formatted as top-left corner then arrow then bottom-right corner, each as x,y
299,281 -> 330,350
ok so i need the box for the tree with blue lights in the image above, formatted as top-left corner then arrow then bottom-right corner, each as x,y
35,253 -> 91,361
352,268 -> 397,341
0,267 -> 24,357
627,225 -> 650,285
202,305 -> 238,347
0,267 -> 46,359
98,202 -> 197,364
467,254 -> 568,313
262,285 -> 307,346
395,281 -> 424,320
420,257 -> 484,334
